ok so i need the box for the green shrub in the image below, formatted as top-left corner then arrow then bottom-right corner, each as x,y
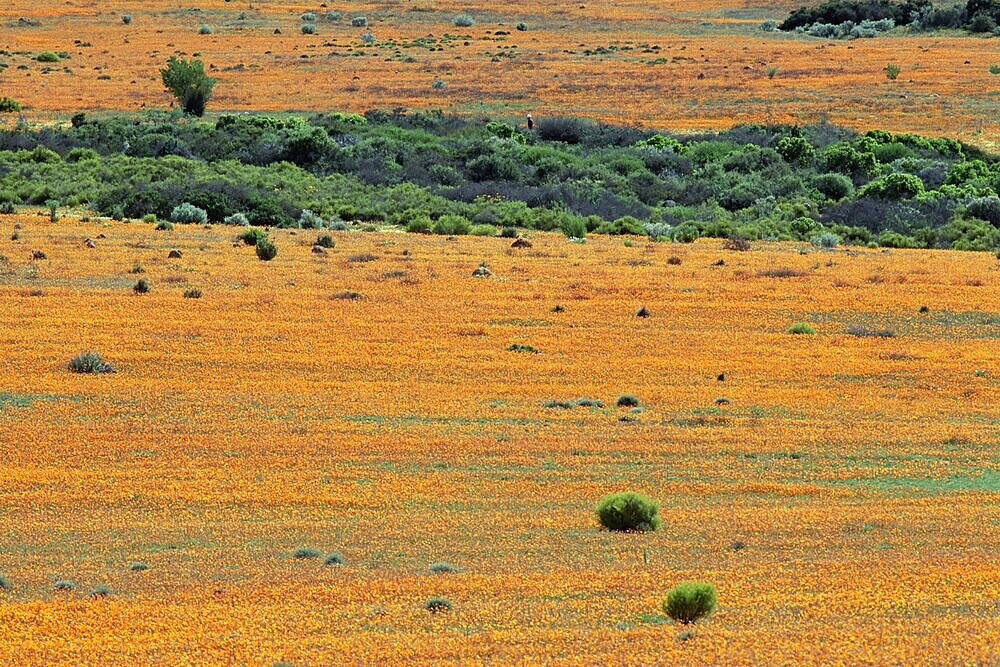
161,56 -> 216,116
36,51 -> 61,63
91,583 -> 111,598
293,546 -> 321,559
453,14 -> 475,27
351,16 -> 368,27
69,351 -> 114,374
406,215 -> 434,233
46,199 -> 59,222
516,22 -> 529,31
776,136 -> 814,165
596,491 -> 661,532
432,214 -> 471,235
788,322 -> 816,334
155,221 -> 174,231
316,234 -> 335,248
813,172 -> 854,200
324,552 -> 346,566
122,14 -> 132,25
198,24 -> 213,35
810,232 -> 840,248
506,343 -> 538,353
256,236 -> 278,261
615,394 -> 641,408
428,562 -> 457,574
170,202 -> 209,224
662,582 -> 717,624
53,579 -> 76,591
128,562 -> 150,571
183,288 -> 202,299
301,12 -> 317,22
857,173 -> 924,199
299,209 -> 324,228
240,227 -> 268,245
133,278 -> 150,294
884,63 -> 900,80
0,97 -> 21,113
0,574 -> 11,590
301,23 -> 317,35
424,596 -> 452,613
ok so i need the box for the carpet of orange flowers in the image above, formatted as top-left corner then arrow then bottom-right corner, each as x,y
0,211 -> 997,664
2,0 -> 998,147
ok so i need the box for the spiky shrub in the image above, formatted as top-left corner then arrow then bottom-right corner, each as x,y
424,596 -> 452,613
787,322 -> 816,334
91,583 -> 111,597
299,209 -> 324,228
256,237 -> 277,261
884,63 -> 900,80
160,56 -> 216,116
68,352 -> 114,374
662,582 -> 717,624
453,14 -> 475,27
170,202 -> 208,224
596,491 -> 661,532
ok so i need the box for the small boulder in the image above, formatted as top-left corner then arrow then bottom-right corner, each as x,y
511,237 -> 532,249
636,305 -> 650,318
84,238 -> 97,248
471,263 -> 492,278
311,245 -> 327,255
167,249 -> 182,259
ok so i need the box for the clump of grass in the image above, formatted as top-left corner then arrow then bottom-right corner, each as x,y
324,552 -> 346,566
69,351 -> 114,374
543,399 -> 575,409
53,579 -> 76,591
616,394 -> 641,408
331,291 -> 363,300
183,288 -> 202,299
128,562 -> 150,572
133,278 -> 150,294
596,491 -> 660,532
155,220 -> 174,231
506,343 -> 538,353
574,397 -> 605,408
424,596 -> 452,613
787,322 -> 816,335
662,582 -> 717,624
758,267 -> 804,278
846,324 -> 894,338
428,562 -> 457,574
91,583 -> 111,598
453,14 -> 475,27
293,546 -> 321,559
348,253 -> 378,263
666,256 -> 682,265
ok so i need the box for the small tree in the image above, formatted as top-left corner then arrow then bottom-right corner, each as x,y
160,56 -> 216,117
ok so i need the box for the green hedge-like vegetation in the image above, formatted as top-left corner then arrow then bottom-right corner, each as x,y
0,109 -> 997,250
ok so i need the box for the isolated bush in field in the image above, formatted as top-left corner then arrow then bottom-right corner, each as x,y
662,582 -> 717,624
516,22 -> 529,31
351,16 -> 368,27
170,202 -> 208,224
506,343 -> 538,353
46,199 -> 59,222
133,278 -> 150,294
91,583 -> 111,598
53,579 -> 76,591
453,14 -> 475,27
406,215 -> 433,233
0,574 -> 11,589
224,213 -> 250,226
299,209 -> 324,228
69,352 -> 114,374
293,546 -> 321,559
256,237 -> 277,261
315,234 -> 335,248
301,12 -> 317,22
884,63 -> 900,80
810,232 -> 840,248
161,56 -> 216,117
198,24 -> 213,35
121,14 -> 132,25
324,552 -> 346,566
561,217 -> 587,239
424,596 -> 452,613
360,32 -> 376,45
432,214 -> 471,235
36,51 -> 61,63
788,322 -> 816,334
428,562 -> 457,574
155,221 -> 174,231
183,288 -> 202,299
239,227 -> 268,245
0,97 -> 21,113
301,23 -> 317,35
616,394 -> 641,408
596,491 -> 661,532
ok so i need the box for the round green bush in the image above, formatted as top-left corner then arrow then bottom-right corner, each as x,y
787,322 -> 816,335
662,581 -> 717,624
256,237 -> 277,261
596,491 -> 660,532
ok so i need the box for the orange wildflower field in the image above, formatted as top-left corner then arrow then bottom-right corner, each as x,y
2,0 -> 998,148
0,213 -> 997,663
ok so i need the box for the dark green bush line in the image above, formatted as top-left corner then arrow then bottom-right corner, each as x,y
0,110 -> 997,250
780,0 -> 1000,34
